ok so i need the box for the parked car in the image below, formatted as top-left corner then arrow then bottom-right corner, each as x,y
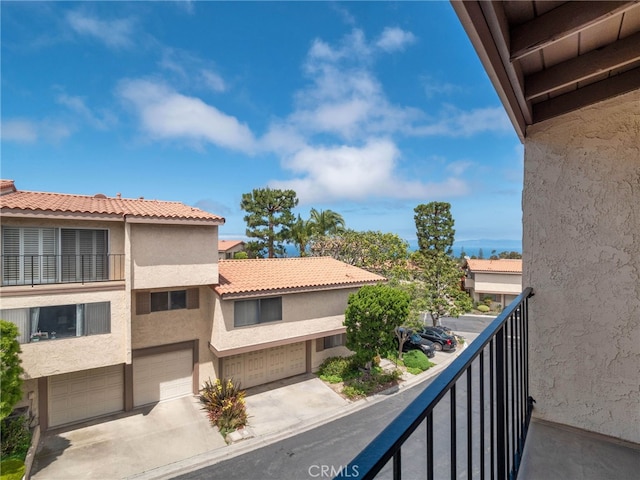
396,328 -> 436,358
418,326 -> 457,351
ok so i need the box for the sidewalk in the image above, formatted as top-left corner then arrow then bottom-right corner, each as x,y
129,333 -> 474,480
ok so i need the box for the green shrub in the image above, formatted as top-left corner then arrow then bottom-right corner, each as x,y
317,356 -> 360,382
199,378 -> 247,436
482,296 -> 493,306
0,415 -> 31,460
406,366 -> 423,375
0,458 -> 25,480
342,369 -> 401,399
477,304 -> 490,312
402,350 -> 433,372
234,252 -> 248,259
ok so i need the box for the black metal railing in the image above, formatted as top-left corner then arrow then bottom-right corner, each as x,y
1,254 -> 125,287
336,287 -> 535,480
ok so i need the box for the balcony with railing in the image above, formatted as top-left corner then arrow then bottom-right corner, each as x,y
335,288 -> 639,479
1,254 -> 125,287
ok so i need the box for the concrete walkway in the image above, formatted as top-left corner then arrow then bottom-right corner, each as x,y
129,336 -> 474,480
30,335 -> 472,480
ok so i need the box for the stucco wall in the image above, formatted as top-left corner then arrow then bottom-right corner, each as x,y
131,286 -> 215,382
523,90 -> 640,443
1,289 -> 128,379
211,288 -> 359,353
129,223 -> 218,289
473,272 -> 522,295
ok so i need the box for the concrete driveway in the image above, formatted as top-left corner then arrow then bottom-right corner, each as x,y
31,396 -> 226,480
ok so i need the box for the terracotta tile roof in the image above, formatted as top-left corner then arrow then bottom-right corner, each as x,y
218,240 -> 245,251
214,257 -> 386,297
0,179 -> 224,223
466,259 -> 522,273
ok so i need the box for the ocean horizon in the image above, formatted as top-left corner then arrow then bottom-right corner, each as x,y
283,239 -> 522,258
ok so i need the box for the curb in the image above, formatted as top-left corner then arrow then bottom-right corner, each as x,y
128,338 -> 470,480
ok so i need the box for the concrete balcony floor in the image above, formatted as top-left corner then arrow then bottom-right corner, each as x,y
518,418 -> 640,479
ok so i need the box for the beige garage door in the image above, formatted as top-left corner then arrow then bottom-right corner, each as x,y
133,349 -> 193,407
223,342 -> 306,389
49,365 -> 123,428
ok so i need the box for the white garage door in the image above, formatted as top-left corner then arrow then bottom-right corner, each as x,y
133,349 -> 193,407
223,342 -> 306,389
49,365 -> 123,428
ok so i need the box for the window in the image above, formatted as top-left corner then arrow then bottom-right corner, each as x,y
234,297 -> 282,327
0,302 -> 111,344
1,226 -> 108,285
324,333 -> 346,349
150,290 -> 187,312
136,288 -> 199,315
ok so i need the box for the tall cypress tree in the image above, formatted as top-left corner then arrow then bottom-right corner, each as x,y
414,202 -> 455,256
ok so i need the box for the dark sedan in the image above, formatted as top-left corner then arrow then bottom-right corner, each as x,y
418,326 -> 457,351
396,328 -> 436,358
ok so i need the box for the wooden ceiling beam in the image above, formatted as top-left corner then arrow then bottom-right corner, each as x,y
532,67 -> 640,123
525,31 -> 640,100
510,1 -> 638,61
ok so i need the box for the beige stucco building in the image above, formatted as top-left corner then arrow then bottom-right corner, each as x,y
0,180 -> 224,430
210,257 -> 385,388
1,183 -> 383,430
463,258 -> 522,308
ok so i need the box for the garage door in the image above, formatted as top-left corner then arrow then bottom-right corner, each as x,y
49,365 -> 123,428
223,342 -> 306,389
133,349 -> 193,407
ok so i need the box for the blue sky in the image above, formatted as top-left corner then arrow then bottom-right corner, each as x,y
1,1 -> 523,245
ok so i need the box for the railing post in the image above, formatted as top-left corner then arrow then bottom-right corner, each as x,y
496,326 -> 506,480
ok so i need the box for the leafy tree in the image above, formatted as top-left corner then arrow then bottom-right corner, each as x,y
498,251 -> 522,259
344,284 -> 410,367
290,214 -> 312,257
308,208 -> 345,237
414,202 -> 455,256
1,321 -> 24,420
410,252 -> 473,326
309,230 -> 409,276
240,188 -> 299,258
233,251 -> 248,259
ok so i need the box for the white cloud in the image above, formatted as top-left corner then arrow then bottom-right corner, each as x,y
1,119 -> 38,143
1,118 -> 73,144
270,139 -> 469,204
376,27 -> 417,52
200,70 -> 226,93
66,11 -> 135,49
56,93 -> 116,130
410,106 -> 513,137
446,160 -> 474,176
117,79 -> 256,153
159,48 -> 228,93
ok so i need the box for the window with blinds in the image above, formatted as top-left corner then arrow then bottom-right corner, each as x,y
234,297 -> 282,327
0,301 -> 111,344
1,226 -> 108,285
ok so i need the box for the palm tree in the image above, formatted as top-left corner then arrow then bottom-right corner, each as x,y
290,214 -> 312,256
308,208 -> 346,237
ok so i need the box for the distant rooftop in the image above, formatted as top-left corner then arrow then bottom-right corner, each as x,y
214,257 -> 386,297
0,179 -> 224,224
465,258 -> 522,274
218,240 -> 246,251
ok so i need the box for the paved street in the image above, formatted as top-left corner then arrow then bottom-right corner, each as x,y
172,316 -> 494,480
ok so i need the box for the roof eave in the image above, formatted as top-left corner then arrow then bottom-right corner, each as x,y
214,279 -> 386,300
